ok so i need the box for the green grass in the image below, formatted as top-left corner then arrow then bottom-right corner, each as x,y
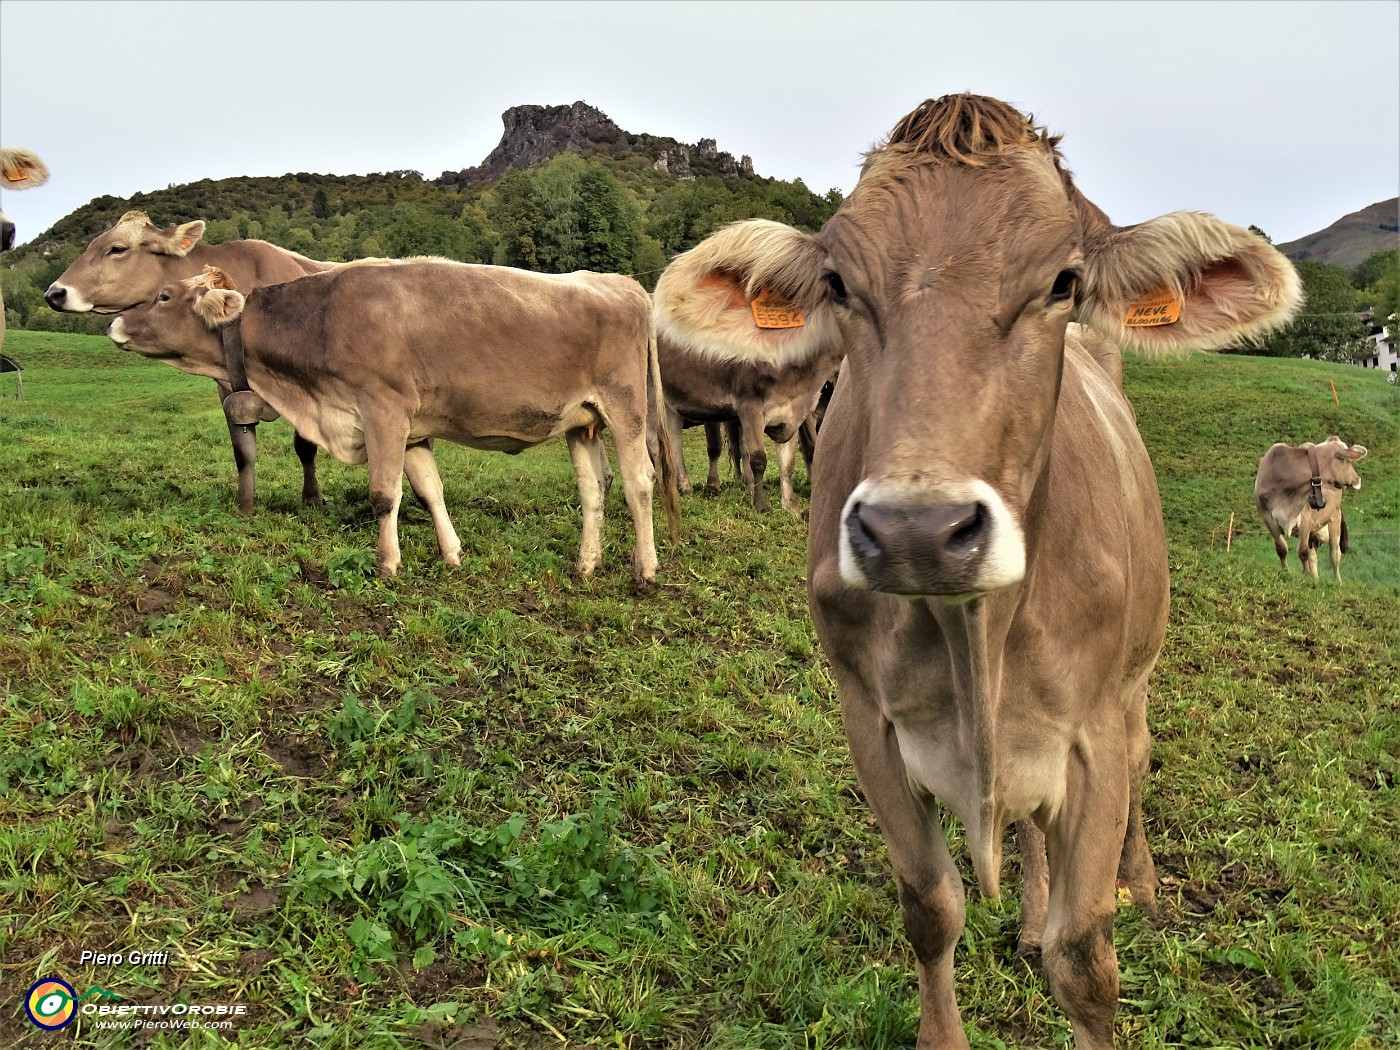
1,331 -> 1396,1049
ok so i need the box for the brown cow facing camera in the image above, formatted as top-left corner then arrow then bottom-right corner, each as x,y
654,94 -> 1302,1048
1255,436 -> 1367,580
109,261 -> 679,588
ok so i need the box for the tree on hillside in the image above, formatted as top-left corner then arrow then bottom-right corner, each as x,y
1351,249 -> 1399,290
489,154 -> 646,275
1239,260 -> 1369,362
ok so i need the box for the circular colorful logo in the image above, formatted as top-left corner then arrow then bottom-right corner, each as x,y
26,978 -> 78,1031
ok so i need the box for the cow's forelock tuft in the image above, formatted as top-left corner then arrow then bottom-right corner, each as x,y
874,94 -> 1061,168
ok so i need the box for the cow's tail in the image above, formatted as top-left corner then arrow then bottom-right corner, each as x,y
647,320 -> 683,544
1340,513 -> 1349,555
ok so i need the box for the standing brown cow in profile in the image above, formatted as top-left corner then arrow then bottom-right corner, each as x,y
655,95 -> 1302,1048
1255,436 -> 1367,580
109,261 -> 680,588
45,212 -> 333,512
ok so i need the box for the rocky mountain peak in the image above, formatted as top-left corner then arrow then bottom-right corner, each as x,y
437,101 -> 761,189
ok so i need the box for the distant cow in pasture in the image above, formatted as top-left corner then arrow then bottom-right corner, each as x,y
1,147 -> 50,354
653,239 -> 844,513
108,262 -> 680,587
654,94 -> 1302,1048
1255,436 -> 1367,580
45,212 -> 334,512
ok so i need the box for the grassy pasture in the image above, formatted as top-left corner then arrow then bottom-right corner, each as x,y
0,330 -> 1396,1049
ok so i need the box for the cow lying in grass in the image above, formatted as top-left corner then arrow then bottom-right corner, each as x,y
1255,436 -> 1367,580
45,211 -> 335,512
109,262 -> 680,587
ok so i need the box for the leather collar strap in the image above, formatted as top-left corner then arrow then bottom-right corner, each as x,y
220,319 -> 250,394
1305,445 -> 1328,510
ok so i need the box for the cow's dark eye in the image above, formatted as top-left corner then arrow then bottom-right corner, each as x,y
825,270 -> 848,304
157,292 -> 171,303
108,245 -> 129,256
1049,270 -> 1079,303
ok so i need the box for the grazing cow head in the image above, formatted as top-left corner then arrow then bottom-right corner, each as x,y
0,147 -> 49,252
46,210 -> 207,314
656,94 -> 1302,598
107,266 -> 246,381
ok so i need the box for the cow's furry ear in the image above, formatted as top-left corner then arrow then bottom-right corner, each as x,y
652,219 -> 838,369
195,287 -> 246,327
1348,445 -> 1368,461
200,265 -> 236,290
0,147 -> 49,190
159,220 -> 206,256
1079,212 -> 1303,355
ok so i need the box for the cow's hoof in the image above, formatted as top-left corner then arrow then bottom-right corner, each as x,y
443,551 -> 462,568
303,496 -> 326,510
631,575 -> 658,597
376,564 -> 400,579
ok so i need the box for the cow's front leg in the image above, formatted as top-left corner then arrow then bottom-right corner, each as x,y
403,440 -> 461,567
567,427 -> 606,577
294,432 -> 325,508
1042,724 -> 1130,1050
219,378 -> 258,513
736,404 -> 769,512
363,419 -> 410,577
845,705 -> 970,1048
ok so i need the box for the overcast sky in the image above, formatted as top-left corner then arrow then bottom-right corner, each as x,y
2,0 -> 1397,251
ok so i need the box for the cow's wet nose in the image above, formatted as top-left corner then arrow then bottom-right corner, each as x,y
44,284 -> 67,309
847,499 -> 989,594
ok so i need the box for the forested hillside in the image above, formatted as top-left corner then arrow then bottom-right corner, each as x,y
1,102 -> 842,335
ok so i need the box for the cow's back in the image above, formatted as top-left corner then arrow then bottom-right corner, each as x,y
191,240 -> 332,292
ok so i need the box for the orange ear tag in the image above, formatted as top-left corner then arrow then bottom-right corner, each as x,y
750,286 -> 806,329
4,165 -> 29,183
1124,287 -> 1183,327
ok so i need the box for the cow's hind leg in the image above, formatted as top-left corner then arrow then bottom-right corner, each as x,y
294,432 -> 325,508
403,440 -> 461,567
1298,530 -> 1320,578
704,421 -> 725,491
1016,820 -> 1049,962
1042,726 -> 1129,1050
1119,671 -> 1159,918
665,406 -> 693,494
603,411 -> 659,588
363,419 -> 410,578
566,428 -> 606,578
1328,516 -> 1344,581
